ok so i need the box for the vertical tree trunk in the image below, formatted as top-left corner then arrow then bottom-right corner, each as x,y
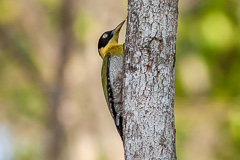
48,0 -> 74,159
123,0 -> 178,159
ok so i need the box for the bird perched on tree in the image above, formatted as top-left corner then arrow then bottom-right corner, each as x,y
98,20 -> 125,140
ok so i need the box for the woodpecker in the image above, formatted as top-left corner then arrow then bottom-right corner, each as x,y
98,20 -> 125,140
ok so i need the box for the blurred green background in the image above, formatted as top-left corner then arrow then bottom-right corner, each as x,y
0,0 -> 239,160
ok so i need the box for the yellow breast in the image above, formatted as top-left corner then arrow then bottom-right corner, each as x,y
99,44 -> 123,59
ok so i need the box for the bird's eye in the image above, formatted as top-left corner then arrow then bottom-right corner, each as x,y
102,34 -> 108,39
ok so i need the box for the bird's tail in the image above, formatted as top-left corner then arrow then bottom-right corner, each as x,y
116,115 -> 123,141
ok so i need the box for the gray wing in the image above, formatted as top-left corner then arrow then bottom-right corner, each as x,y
109,54 -> 123,114
109,54 -> 123,139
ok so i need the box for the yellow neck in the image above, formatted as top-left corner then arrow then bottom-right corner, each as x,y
99,43 -> 123,59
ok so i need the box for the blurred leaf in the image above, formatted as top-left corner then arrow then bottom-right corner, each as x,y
0,27 -> 40,76
200,11 -> 235,51
0,0 -> 17,24
74,11 -> 95,44
37,0 -> 61,29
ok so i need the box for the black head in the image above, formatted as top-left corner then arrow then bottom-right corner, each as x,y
98,30 -> 113,50
98,20 -> 125,58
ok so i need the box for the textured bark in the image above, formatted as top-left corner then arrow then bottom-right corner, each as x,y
123,0 -> 178,159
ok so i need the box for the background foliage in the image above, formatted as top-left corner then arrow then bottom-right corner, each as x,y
0,0 -> 239,159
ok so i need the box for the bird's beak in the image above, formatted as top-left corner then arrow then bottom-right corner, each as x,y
113,20 -> 125,35
111,20 -> 125,43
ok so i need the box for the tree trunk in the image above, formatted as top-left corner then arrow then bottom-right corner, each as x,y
48,0 -> 74,159
123,0 -> 178,159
